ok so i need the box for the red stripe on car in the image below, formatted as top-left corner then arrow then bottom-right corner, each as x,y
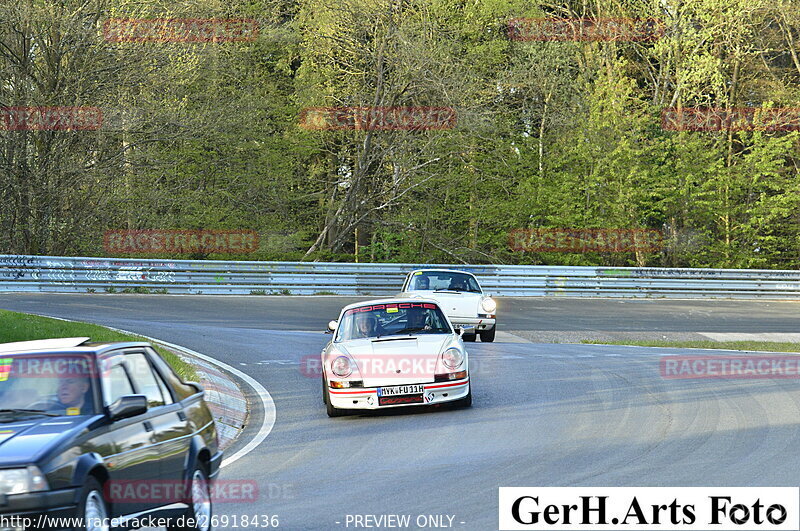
425,380 -> 469,390
328,389 -> 377,395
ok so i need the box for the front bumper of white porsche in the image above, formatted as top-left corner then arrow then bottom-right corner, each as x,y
450,316 -> 496,331
328,378 -> 470,410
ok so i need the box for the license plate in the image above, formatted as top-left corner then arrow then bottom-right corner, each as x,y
377,384 -> 424,397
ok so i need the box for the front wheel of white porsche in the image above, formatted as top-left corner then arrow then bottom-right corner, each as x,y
455,385 -> 472,408
323,378 -> 348,417
479,326 -> 496,342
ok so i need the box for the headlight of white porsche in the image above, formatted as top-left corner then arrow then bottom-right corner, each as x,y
331,356 -> 353,378
0,466 -> 49,495
481,297 -> 496,313
442,348 -> 464,370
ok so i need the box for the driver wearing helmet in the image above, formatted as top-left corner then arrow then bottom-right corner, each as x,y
449,276 -> 468,291
406,308 -> 431,331
354,313 -> 378,338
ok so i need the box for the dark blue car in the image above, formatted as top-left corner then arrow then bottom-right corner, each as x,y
0,337 -> 221,531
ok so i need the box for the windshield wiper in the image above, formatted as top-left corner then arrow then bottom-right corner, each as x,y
394,327 -> 427,335
0,409 -> 60,418
374,327 -> 423,339
378,327 -> 449,338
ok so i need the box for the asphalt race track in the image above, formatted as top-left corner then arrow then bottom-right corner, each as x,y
2,294 -> 800,530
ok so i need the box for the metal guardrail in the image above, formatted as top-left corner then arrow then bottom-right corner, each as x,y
2,254 -> 800,298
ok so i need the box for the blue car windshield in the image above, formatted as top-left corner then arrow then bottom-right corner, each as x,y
0,354 -> 96,416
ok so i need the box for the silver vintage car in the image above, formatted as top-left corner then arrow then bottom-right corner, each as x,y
399,269 -> 497,342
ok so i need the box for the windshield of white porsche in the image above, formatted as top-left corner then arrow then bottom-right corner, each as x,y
337,303 -> 452,341
410,272 -> 481,293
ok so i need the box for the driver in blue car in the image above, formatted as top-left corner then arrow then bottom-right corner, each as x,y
51,376 -> 91,414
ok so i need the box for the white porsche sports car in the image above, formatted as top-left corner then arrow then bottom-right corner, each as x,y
321,298 -> 472,417
399,269 -> 497,342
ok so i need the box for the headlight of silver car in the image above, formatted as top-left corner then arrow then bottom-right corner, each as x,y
442,348 -> 464,370
0,466 -> 49,495
331,356 -> 353,378
481,297 -> 497,313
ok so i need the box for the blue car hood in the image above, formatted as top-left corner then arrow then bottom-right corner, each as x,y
0,415 -> 90,466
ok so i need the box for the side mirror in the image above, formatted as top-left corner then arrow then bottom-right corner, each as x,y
184,381 -> 205,394
107,395 -> 148,421
326,320 -> 338,334
459,326 -> 476,336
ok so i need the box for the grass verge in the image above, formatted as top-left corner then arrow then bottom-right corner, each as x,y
581,339 -> 800,353
0,309 -> 197,381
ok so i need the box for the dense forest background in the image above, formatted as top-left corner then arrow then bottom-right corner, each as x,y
2,0 -> 800,267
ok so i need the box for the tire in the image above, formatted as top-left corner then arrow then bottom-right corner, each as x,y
455,384 -> 472,408
167,464 -> 213,531
479,326 -> 496,342
323,377 -> 347,417
75,477 -> 109,531
462,333 -> 477,342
